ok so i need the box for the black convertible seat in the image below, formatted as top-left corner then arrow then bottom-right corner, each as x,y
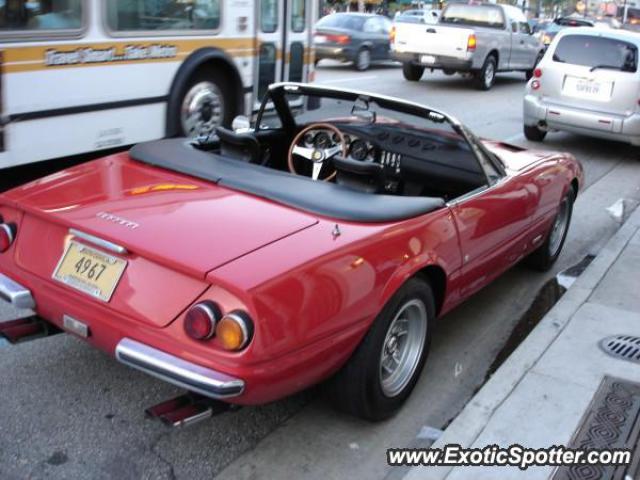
130,139 -> 445,223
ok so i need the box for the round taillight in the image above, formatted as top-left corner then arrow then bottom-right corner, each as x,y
216,311 -> 253,351
0,223 -> 15,253
533,68 -> 542,78
184,301 -> 220,340
531,80 -> 541,91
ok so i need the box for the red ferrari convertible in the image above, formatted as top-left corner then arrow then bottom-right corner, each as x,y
0,83 -> 582,420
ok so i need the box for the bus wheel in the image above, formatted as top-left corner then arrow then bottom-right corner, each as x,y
179,69 -> 233,137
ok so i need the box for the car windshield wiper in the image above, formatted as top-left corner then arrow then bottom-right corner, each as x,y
589,64 -> 624,72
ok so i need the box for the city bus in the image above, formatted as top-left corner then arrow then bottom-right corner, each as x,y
0,0 -> 315,168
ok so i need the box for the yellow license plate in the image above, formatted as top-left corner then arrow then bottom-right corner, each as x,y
52,240 -> 127,302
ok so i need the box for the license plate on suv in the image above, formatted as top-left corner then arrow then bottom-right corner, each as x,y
563,76 -> 613,101
53,240 -> 127,302
420,55 -> 436,65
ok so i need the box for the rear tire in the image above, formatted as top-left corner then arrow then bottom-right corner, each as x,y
402,62 -> 424,82
355,48 -> 371,71
525,191 -> 574,271
524,124 -> 547,142
177,68 -> 235,137
474,55 -> 496,91
326,278 -> 434,421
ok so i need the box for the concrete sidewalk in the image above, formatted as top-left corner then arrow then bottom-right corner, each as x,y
405,205 -> 640,480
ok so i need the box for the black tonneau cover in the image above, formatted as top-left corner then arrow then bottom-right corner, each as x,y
129,139 -> 445,223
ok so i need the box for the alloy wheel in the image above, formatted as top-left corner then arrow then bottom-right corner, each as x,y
379,299 -> 428,397
181,81 -> 224,138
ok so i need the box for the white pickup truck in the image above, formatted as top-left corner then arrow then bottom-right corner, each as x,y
391,3 -> 544,90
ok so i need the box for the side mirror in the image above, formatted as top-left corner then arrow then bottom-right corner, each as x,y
231,115 -> 251,132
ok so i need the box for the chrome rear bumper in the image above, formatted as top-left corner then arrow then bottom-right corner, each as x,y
115,338 -> 245,399
0,273 -> 35,309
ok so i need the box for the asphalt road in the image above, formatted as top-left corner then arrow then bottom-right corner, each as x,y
1,62 -> 640,480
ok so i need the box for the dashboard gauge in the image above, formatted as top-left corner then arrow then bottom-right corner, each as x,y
349,139 -> 369,161
303,132 -> 315,146
314,131 -> 332,149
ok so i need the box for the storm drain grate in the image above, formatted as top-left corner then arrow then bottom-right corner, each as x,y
552,376 -> 640,480
599,335 -> 640,364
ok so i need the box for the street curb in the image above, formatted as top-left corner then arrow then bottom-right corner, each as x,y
403,204 -> 640,480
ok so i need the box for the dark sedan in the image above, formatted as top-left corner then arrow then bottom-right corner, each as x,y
314,13 -> 393,71
534,17 -> 595,50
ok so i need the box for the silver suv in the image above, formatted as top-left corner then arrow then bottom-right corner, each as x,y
523,27 -> 640,145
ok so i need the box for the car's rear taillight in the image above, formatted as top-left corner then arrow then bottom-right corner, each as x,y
467,34 -> 477,52
531,80 -> 541,90
184,301 -> 220,340
216,311 -> 254,351
390,25 -> 396,44
327,33 -> 350,44
534,68 -> 542,78
0,220 -> 15,253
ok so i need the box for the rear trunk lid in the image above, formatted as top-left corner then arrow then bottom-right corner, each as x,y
315,27 -> 353,46
5,154 -> 318,326
393,22 -> 473,58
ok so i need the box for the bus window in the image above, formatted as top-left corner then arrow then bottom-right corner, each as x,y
0,0 -> 83,32
260,0 -> 278,33
291,0 -> 305,33
106,0 -> 221,32
258,43 -> 277,100
289,42 -> 304,82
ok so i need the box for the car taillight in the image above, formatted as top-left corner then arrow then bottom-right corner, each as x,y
327,33 -> 350,44
184,301 -> 220,340
531,80 -> 541,90
0,221 -> 15,253
390,26 -> 396,44
467,34 -> 477,52
534,68 -> 542,78
216,311 -> 253,351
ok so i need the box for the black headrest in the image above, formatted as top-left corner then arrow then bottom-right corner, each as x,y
215,127 -> 261,163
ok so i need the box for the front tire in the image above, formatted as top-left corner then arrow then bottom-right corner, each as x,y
525,191 -> 574,271
177,68 -> 235,137
524,124 -> 547,142
474,55 -> 496,91
326,278 -> 434,421
402,62 -> 424,82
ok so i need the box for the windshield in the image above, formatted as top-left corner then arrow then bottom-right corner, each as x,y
553,35 -> 638,72
316,14 -> 365,31
536,22 -> 563,33
440,5 -> 505,29
259,86 -> 470,152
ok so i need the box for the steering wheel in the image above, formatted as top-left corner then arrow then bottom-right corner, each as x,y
288,123 -> 347,181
